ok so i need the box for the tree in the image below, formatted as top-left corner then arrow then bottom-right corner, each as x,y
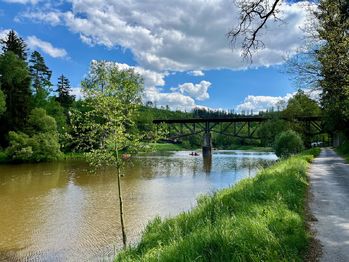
29,51 -> 52,108
0,87 -> 5,116
283,90 -> 321,119
257,119 -> 289,146
228,0 -> 282,59
0,51 -> 32,145
274,130 -> 304,158
0,30 -> 27,60
316,0 -> 349,135
56,74 -> 75,110
81,60 -> 144,248
6,108 -> 61,162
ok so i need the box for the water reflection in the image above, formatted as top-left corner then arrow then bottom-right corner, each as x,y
0,150 -> 276,261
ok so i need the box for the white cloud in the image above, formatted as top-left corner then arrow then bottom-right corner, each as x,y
177,80 -> 211,101
236,93 -> 294,113
143,86 -> 196,111
27,36 -> 67,58
189,70 -> 204,76
87,60 -> 203,111
21,0 -> 314,71
3,0 -> 40,4
0,29 -> 11,40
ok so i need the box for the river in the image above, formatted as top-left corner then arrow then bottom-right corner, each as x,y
0,150 -> 276,261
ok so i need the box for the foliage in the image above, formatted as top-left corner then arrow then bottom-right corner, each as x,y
0,30 -> 27,60
283,90 -> 321,119
0,51 -> 31,145
274,130 -> 304,158
29,51 -> 52,93
336,138 -> 349,163
56,74 -> 75,111
257,119 -> 289,146
0,87 -> 5,116
316,0 -> 349,135
76,60 -> 145,163
116,150 -> 318,261
6,108 -> 61,162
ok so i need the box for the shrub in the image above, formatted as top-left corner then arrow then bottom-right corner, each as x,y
6,108 -> 62,162
274,130 -> 304,158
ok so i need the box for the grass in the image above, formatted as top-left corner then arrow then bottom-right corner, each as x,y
116,148 -> 320,262
147,143 -> 191,152
223,144 -> 273,152
336,140 -> 349,163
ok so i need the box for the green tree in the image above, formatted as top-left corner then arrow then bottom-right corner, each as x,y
81,60 -> 144,248
0,87 -> 5,116
29,51 -> 52,108
274,130 -> 304,158
56,74 -> 75,111
0,51 -> 32,145
257,119 -> 289,147
316,0 -> 349,135
6,108 -> 61,162
0,30 -> 27,60
283,90 -> 321,119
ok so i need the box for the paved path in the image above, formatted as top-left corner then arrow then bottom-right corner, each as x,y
310,148 -> 349,261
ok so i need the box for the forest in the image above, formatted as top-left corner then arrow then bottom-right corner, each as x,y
0,1 -> 348,164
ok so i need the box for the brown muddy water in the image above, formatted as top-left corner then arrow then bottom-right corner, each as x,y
0,150 -> 277,261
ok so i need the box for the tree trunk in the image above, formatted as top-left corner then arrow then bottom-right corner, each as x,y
117,165 -> 127,249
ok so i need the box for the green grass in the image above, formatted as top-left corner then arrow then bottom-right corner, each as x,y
223,144 -> 273,152
147,143 -> 191,152
116,148 -> 320,262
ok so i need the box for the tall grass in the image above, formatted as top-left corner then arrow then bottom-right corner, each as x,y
116,148 -> 320,262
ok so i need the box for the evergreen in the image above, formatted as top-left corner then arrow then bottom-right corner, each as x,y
0,51 -> 32,146
0,30 -> 27,61
56,74 -> 75,110
29,51 -> 52,108
29,51 -> 52,94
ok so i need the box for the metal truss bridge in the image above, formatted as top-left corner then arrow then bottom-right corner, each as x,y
153,116 -> 325,156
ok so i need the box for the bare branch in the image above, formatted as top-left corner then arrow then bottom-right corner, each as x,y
228,0 -> 282,60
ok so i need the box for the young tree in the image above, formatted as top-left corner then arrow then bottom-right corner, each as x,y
0,51 -> 32,145
56,74 -> 75,110
81,60 -> 144,248
0,30 -> 27,60
29,51 -> 52,107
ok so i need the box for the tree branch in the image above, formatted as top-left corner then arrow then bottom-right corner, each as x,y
228,0 -> 282,60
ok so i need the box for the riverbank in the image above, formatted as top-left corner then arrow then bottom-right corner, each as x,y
148,143 -> 272,152
116,148 -> 320,261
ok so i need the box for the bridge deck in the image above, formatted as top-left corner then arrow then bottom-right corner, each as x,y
153,116 -> 323,124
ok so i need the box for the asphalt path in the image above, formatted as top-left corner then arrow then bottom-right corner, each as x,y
310,148 -> 349,261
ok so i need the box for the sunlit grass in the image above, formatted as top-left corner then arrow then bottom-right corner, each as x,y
116,148 -> 320,262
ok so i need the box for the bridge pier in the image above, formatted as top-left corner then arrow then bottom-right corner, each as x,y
202,122 -> 212,157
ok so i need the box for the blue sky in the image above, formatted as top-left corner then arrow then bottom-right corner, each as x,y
0,0 -> 314,112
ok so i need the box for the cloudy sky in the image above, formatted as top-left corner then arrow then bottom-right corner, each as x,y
0,0 -> 315,112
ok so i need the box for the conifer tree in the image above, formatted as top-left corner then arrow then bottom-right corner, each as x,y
29,51 -> 52,94
0,52 -> 31,145
0,30 -> 27,61
56,74 -> 75,110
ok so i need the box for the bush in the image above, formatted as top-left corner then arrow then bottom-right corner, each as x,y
274,130 -> 304,158
6,108 -> 62,162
